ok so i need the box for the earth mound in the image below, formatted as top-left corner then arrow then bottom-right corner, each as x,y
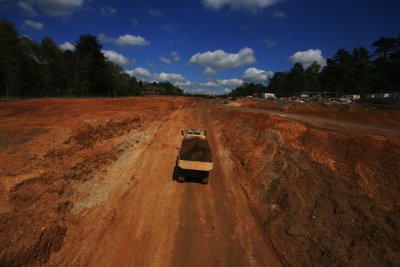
179,137 -> 212,162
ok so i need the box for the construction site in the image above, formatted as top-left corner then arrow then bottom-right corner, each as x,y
0,97 -> 399,266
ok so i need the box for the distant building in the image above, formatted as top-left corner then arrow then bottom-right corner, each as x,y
260,92 -> 276,99
361,92 -> 399,103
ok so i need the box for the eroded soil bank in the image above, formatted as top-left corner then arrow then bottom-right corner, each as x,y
212,105 -> 400,266
0,97 -> 399,266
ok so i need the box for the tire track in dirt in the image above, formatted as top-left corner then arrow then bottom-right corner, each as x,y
49,99 -> 281,267
221,105 -> 400,137
171,100 -> 281,267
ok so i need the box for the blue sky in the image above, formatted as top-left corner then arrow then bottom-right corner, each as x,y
1,0 -> 400,94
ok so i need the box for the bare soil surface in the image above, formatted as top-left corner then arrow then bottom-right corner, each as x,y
0,97 -> 399,266
179,137 -> 212,162
236,98 -> 400,130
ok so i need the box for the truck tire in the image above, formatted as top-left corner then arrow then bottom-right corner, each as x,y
201,177 -> 209,184
177,176 -> 185,183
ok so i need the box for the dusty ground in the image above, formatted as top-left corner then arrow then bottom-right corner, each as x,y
0,97 -> 399,266
235,98 -> 400,129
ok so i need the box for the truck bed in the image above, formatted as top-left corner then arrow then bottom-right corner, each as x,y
178,159 -> 213,171
179,135 -> 212,162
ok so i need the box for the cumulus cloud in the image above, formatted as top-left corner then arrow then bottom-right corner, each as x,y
196,78 -> 244,94
126,67 -> 186,85
130,18 -> 138,27
175,81 -> 193,87
203,67 -> 218,75
98,33 -> 150,47
218,78 -> 244,87
189,47 -> 256,73
59,41 -> 75,51
126,67 -> 152,80
273,11 -> 286,18
17,1 -> 37,16
159,51 -> 180,65
17,0 -> 84,17
158,72 -> 185,82
170,51 -> 180,62
200,81 -> 218,88
243,67 -> 274,82
115,34 -> 149,46
149,8 -> 162,17
202,0 -> 283,12
23,19 -> 44,30
200,79 -> 243,88
100,6 -> 116,15
159,56 -> 172,64
103,50 -> 130,66
35,0 -> 84,16
290,49 -> 326,68
161,22 -> 179,33
263,39 -> 277,48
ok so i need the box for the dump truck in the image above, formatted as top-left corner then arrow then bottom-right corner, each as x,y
176,129 -> 213,184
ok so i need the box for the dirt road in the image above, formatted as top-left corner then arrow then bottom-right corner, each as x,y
221,105 -> 400,137
3,97 -> 397,266
46,99 -> 280,267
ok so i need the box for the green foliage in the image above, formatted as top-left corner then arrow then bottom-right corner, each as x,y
266,34 -> 400,96
0,20 -> 183,98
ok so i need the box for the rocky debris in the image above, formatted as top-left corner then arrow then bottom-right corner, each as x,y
179,137 -> 212,162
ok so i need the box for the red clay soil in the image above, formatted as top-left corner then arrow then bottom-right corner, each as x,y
236,98 -> 400,129
0,97 -> 191,266
0,97 -> 399,266
213,105 -> 400,266
179,137 -> 212,162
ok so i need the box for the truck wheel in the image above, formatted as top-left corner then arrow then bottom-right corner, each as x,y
201,177 -> 209,184
177,176 -> 185,183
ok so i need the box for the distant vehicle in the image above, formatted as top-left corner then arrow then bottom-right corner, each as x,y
176,129 -> 213,184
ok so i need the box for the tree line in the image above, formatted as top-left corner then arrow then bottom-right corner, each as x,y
0,20 -> 183,98
230,34 -> 400,97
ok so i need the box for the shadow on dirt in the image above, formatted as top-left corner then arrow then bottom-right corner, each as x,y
171,159 -> 206,185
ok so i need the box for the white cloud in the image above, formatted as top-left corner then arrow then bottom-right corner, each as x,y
23,19 -> 44,30
59,41 -> 75,51
170,51 -> 180,62
149,8 -> 162,17
175,81 -> 193,87
157,73 -> 185,82
34,0 -> 84,17
198,78 -> 244,95
115,34 -> 149,46
100,6 -> 116,15
200,81 -> 218,88
147,61 -> 156,68
290,49 -> 327,68
126,67 -> 152,80
243,67 -> 274,82
200,79 -> 243,88
273,11 -> 286,18
189,47 -> 256,73
203,67 -> 218,75
130,18 -> 138,27
126,67 -> 185,84
17,1 -> 37,16
202,0 -> 283,12
263,39 -> 277,48
159,52 -> 180,64
103,50 -> 130,66
161,22 -> 179,33
219,78 -> 244,87
159,56 -> 172,64
98,33 -> 150,47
